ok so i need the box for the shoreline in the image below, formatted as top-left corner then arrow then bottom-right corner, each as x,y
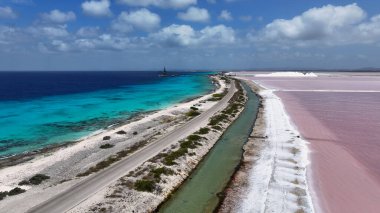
0,76 -> 229,212
0,75 -> 217,165
219,78 -> 315,212
68,79 -> 246,212
0,79 -> 217,168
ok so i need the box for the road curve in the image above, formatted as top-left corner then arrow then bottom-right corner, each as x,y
28,80 -> 237,213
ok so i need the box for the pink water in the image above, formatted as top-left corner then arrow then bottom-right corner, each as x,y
245,75 -> 380,213
253,76 -> 380,91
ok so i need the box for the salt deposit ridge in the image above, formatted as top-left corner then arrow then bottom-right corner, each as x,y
239,84 -> 314,213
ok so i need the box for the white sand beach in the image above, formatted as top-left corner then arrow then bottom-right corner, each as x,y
0,76 -> 229,212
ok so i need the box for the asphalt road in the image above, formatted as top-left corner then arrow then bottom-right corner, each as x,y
27,81 -> 236,213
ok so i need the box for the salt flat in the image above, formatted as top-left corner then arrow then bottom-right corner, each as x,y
244,73 -> 380,213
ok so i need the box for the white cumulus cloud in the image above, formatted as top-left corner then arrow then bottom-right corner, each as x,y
0,6 -> 17,19
178,7 -> 210,22
219,10 -> 232,21
117,0 -> 196,9
112,9 -> 161,33
151,24 -> 235,47
29,25 -> 69,38
41,10 -> 76,23
82,0 -> 112,17
258,3 -> 369,44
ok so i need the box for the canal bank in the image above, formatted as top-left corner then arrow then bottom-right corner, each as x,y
158,81 -> 259,213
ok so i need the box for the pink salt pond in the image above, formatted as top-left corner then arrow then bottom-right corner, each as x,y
246,75 -> 380,213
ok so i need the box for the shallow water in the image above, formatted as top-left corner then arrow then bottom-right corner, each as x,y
158,82 -> 259,213
0,72 -> 213,157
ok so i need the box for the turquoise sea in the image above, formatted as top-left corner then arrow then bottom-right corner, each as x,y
0,71 -> 214,157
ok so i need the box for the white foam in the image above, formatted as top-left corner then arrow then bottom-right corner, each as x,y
238,86 -> 314,213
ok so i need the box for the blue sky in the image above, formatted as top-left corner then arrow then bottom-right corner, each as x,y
1,0 -> 380,71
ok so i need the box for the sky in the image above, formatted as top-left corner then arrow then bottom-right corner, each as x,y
0,0 -> 380,71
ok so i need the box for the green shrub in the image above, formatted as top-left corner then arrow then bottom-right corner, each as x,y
208,93 -> 226,101
163,148 -> 188,165
186,110 -> 201,117
197,127 -> 210,135
134,180 -> 155,192
29,174 -> 50,185
212,93 -> 224,98
103,136 -> 111,140
0,191 -> 8,200
8,187 -> 26,196
187,134 -> 202,141
209,114 -> 228,126
212,125 -> 222,131
150,167 -> 174,180
100,143 -> 114,149
180,141 -> 197,149
116,130 -> 126,134
18,180 -> 30,186
190,106 -> 198,111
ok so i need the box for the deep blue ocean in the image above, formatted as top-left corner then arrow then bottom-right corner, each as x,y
0,71 -> 214,157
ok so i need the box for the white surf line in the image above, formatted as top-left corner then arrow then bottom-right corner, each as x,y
239,85 -> 315,213
280,89 -> 380,93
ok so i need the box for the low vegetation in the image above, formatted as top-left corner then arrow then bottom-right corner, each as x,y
103,136 -> 111,140
19,174 -> 50,185
134,180 -> 155,192
116,130 -> 126,135
0,191 -> 8,200
163,134 -> 203,165
77,140 -> 149,177
208,93 -> 225,101
190,106 -> 198,111
100,143 -> 114,149
150,167 -> 174,181
196,127 -> 210,135
209,114 -> 229,126
132,166 -> 174,192
8,187 -> 26,196
186,106 -> 201,117
186,110 -> 201,117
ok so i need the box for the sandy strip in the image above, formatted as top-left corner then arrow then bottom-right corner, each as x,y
220,79 -> 314,213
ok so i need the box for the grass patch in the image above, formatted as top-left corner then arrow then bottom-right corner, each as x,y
100,143 -> 114,149
134,180 -> 155,192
